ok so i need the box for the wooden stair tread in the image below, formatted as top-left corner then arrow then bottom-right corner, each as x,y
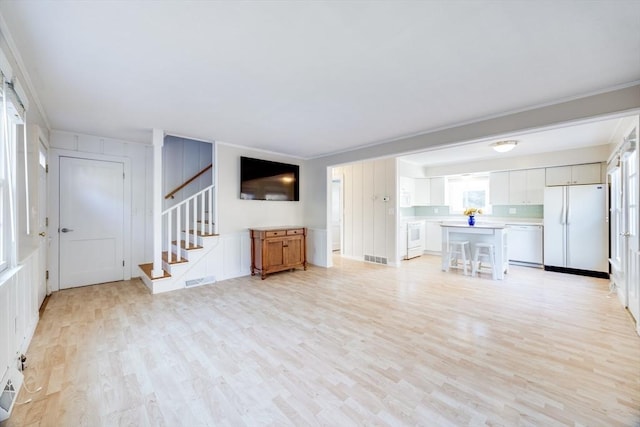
188,229 -> 219,237
171,240 -> 203,250
139,263 -> 171,280
162,251 -> 188,264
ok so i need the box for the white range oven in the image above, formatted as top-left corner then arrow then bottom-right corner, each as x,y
406,221 -> 425,259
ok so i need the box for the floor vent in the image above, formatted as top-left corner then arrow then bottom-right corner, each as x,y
364,255 -> 388,265
0,367 -> 23,421
185,275 -> 216,288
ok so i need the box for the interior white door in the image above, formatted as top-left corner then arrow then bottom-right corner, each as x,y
37,140 -> 48,306
59,157 -> 124,289
331,179 -> 342,251
624,147 -> 639,323
609,165 -> 626,302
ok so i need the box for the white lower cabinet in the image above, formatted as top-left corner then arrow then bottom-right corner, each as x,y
425,221 -> 442,252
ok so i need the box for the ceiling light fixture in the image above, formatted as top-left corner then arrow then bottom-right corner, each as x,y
491,140 -> 518,153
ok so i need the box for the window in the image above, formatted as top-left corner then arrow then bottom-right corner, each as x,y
447,174 -> 492,214
0,98 -> 5,272
1,78 -> 25,273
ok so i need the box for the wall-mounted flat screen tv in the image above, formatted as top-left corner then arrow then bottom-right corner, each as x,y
240,156 -> 299,201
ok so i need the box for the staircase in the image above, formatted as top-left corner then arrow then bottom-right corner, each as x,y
139,184 -> 219,293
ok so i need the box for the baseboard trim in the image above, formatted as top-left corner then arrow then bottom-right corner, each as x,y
544,265 -> 609,279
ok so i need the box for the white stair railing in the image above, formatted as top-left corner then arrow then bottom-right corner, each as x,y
162,185 -> 215,263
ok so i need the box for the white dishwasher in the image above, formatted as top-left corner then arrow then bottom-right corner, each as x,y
507,224 -> 543,266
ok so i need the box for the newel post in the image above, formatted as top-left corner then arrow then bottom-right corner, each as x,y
151,128 -> 164,278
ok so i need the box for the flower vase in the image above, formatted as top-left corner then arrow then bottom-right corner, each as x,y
468,215 -> 475,226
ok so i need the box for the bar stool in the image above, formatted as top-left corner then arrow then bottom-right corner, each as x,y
472,243 -> 496,280
447,241 -> 471,275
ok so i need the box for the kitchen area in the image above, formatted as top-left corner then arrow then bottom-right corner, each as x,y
331,114 -> 638,331
398,170 -> 547,268
397,132 -> 609,278
331,114 -> 639,334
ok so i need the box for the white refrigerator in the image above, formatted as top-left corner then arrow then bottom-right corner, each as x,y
543,184 -> 608,275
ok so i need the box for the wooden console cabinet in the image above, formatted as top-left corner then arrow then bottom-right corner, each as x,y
250,227 -> 307,279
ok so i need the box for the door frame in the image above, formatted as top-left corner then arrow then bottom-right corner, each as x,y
331,178 -> 343,254
49,149 -> 131,292
36,127 -> 49,303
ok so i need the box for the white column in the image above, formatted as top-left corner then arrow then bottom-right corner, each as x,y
151,128 -> 164,278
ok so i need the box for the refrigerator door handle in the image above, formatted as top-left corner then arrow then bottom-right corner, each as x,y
566,202 -> 570,225
561,204 -> 566,225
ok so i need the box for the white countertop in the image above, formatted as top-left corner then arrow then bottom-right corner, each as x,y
440,222 -> 507,229
402,216 -> 542,226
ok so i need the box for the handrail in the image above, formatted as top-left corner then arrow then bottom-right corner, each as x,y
163,184 -> 215,263
162,184 -> 214,215
165,164 -> 212,199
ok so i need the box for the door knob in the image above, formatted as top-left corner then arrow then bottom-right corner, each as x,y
60,228 -> 74,233
39,232 -> 45,237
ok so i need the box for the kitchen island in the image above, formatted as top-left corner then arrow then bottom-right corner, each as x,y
440,222 -> 509,279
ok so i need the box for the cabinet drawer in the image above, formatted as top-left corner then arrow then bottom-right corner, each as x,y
286,228 -> 304,235
265,230 -> 287,237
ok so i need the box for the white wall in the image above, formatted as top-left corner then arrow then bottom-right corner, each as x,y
334,157 -> 397,265
216,143 -> 305,234
49,131 -> 152,289
0,30 -> 48,386
43,134 -> 310,288
163,135 -> 213,211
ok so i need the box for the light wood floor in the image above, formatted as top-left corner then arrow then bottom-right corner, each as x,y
2,255 -> 639,426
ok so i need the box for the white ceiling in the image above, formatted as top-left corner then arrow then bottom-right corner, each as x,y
1,1 -> 639,159
399,116 -> 625,167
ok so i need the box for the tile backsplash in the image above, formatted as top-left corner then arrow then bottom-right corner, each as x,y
415,206 -> 451,216
492,205 -> 543,218
401,205 -> 542,219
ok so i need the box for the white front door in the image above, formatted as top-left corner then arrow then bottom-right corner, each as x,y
59,157 -> 124,289
37,140 -> 48,305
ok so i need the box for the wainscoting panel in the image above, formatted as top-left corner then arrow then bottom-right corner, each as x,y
221,231 -> 252,280
0,251 -> 40,384
307,228 -> 327,268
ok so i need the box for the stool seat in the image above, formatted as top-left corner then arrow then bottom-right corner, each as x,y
472,243 -> 496,280
447,240 -> 471,275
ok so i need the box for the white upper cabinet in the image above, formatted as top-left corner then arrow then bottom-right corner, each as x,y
509,168 -> 545,204
546,163 -> 602,186
413,178 -> 431,205
430,177 -> 446,205
399,176 -> 415,207
491,169 -> 544,205
509,170 -> 527,204
571,163 -> 603,185
525,168 -> 546,203
490,171 -> 509,205
398,176 -> 444,206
